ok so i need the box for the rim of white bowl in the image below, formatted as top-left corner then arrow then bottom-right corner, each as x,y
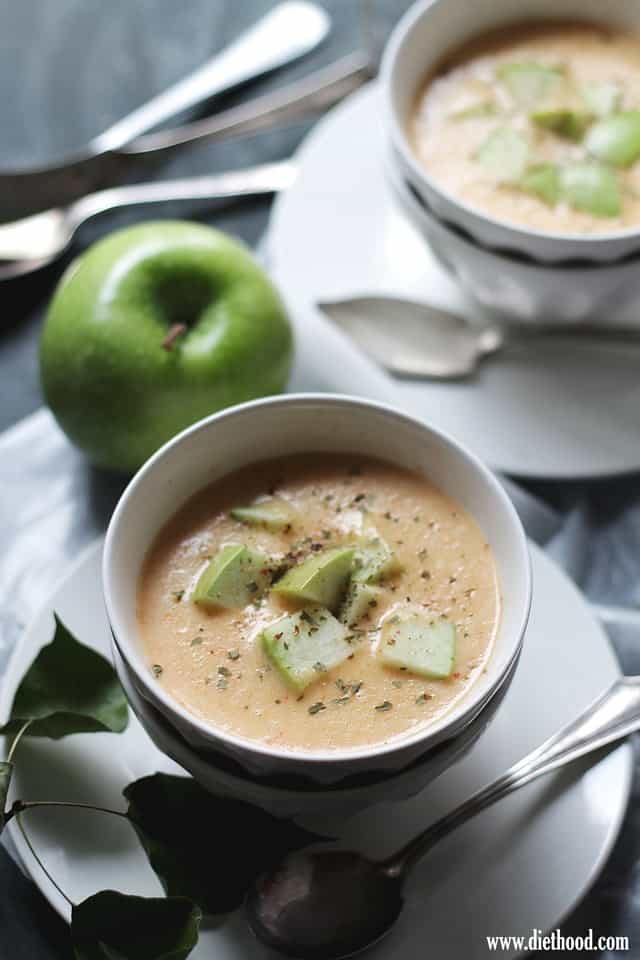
386,155 -> 632,274
103,393 -> 532,767
381,0 -> 640,252
113,631 -> 521,794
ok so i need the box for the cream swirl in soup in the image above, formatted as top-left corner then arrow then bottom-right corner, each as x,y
410,23 -> 640,234
137,455 -> 500,753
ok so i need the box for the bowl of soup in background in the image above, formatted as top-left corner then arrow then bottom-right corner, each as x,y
387,158 -> 640,326
383,0 -> 640,264
103,395 -> 531,784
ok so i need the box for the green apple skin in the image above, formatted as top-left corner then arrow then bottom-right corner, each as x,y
40,221 -> 293,473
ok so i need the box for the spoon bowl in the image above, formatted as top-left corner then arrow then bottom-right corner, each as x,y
246,850 -> 402,959
319,295 -> 502,378
319,296 -> 640,380
245,675 -> 640,957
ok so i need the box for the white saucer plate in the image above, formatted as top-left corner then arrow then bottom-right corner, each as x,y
269,84 -> 640,479
0,538 -> 631,958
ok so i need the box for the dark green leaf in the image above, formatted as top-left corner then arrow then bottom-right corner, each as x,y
1,614 -> 128,739
72,891 -> 201,960
124,774 -> 328,915
0,761 -> 12,833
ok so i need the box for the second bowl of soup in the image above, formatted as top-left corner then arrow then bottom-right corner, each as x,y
104,395 -> 531,782
384,0 -> 640,263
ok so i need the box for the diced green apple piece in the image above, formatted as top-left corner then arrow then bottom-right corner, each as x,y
518,163 -> 561,205
586,111 -> 640,168
378,615 -> 456,679
521,161 -> 621,216
339,582 -> 382,627
496,63 -> 562,107
231,497 -> 295,532
273,547 -> 354,612
352,528 -> 402,584
475,127 -> 529,181
192,544 -> 271,609
559,162 -> 621,217
450,101 -> 499,121
582,82 -> 622,118
531,108 -> 592,142
262,607 -> 355,692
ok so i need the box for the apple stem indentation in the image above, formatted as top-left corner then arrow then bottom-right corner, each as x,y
162,323 -> 188,351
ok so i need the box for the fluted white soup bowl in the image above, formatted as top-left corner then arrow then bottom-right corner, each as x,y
388,161 -> 640,326
103,394 -> 531,784
383,0 -> 640,264
112,640 -> 514,817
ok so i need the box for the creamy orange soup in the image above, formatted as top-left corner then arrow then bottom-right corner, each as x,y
410,23 -> 640,233
137,455 -> 500,753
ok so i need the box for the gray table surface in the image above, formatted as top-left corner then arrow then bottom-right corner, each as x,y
1,2 -> 640,958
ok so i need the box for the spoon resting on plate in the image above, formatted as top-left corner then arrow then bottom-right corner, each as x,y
319,296 -> 640,380
246,675 -> 640,959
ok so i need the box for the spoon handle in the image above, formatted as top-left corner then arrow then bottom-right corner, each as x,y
90,3 -> 329,154
387,676 -> 640,878
67,162 -> 296,230
121,52 -> 372,156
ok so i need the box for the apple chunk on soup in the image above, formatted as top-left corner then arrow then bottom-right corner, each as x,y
137,454 -> 500,753
410,22 -> 640,234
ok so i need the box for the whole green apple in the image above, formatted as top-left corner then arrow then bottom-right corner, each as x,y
40,221 -> 293,473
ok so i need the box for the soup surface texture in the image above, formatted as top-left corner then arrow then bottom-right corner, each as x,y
410,23 -> 640,234
138,455 -> 500,753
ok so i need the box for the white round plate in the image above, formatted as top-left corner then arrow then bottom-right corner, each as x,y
0,539 -> 631,958
269,84 -> 640,479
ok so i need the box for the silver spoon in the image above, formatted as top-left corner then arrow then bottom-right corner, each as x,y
246,675 -> 640,959
0,162 -> 296,280
320,296 -> 640,380
0,52 -> 370,270
0,2 -> 329,222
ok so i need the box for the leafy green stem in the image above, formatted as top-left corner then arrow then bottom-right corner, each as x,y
15,811 -> 73,907
6,718 -> 33,764
6,798 -> 128,826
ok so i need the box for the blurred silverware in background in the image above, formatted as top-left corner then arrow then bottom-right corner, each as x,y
0,1 -> 330,220
0,50 -> 374,274
123,52 -> 371,156
0,162 -> 297,280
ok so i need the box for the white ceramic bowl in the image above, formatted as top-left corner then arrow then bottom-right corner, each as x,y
388,161 -> 640,326
383,0 -> 640,264
103,394 -> 531,784
113,640 -> 515,817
